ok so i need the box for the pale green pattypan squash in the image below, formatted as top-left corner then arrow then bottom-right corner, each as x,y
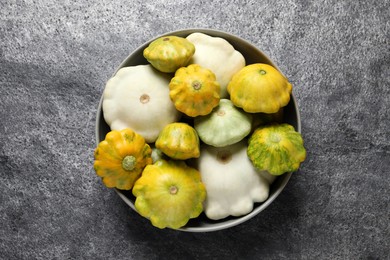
195,140 -> 276,220
194,99 -> 252,147
186,32 -> 245,98
102,65 -> 181,143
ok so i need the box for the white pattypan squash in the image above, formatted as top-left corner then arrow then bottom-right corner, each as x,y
186,32 -> 245,98
196,140 -> 276,220
102,65 -> 181,143
194,99 -> 252,147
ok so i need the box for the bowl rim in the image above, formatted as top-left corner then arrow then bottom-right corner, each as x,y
95,28 -> 301,232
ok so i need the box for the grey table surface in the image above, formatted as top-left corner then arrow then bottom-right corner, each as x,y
1,0 -> 389,259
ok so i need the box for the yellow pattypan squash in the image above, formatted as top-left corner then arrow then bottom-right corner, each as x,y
155,122 -> 200,160
143,36 -> 195,73
132,159 -> 206,229
169,64 -> 220,117
227,63 -> 292,113
94,128 -> 153,190
247,123 -> 306,175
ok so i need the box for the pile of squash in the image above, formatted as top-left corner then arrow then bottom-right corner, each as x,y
94,32 -> 306,229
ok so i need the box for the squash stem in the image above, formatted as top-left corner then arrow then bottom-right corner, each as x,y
122,155 -> 137,171
169,185 -> 178,195
140,94 -> 150,104
217,151 -> 232,164
217,110 -> 226,116
269,133 -> 281,143
192,81 -> 202,90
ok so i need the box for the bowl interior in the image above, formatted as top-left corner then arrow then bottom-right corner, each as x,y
95,28 -> 301,232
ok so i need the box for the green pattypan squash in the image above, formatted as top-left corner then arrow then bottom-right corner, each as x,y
194,99 -> 252,147
247,123 -> 306,175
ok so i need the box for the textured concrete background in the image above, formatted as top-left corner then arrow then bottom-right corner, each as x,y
1,0 -> 389,259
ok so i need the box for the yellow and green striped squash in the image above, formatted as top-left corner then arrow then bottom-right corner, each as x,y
143,36 -> 195,73
247,123 -> 306,175
155,122 -> 200,160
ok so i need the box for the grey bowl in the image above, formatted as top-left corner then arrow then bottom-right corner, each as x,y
95,28 -> 301,232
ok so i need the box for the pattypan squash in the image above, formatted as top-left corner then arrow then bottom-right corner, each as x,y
102,65 -> 181,143
155,122 -> 200,160
247,123 -> 306,175
132,159 -> 206,229
143,36 -> 195,73
195,140 -> 276,220
94,128 -> 153,190
227,63 -> 292,113
169,64 -> 220,117
186,32 -> 245,98
194,99 -> 252,147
